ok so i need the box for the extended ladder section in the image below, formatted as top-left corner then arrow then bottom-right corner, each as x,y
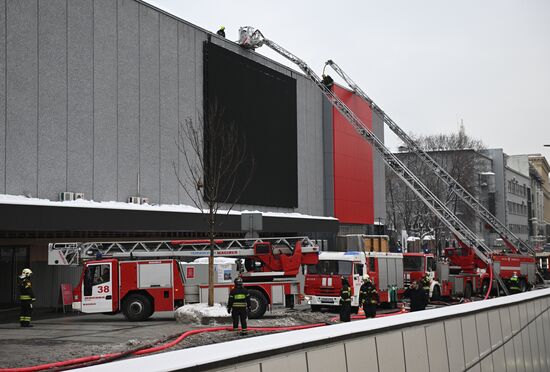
324,60 -> 534,256
238,27 -> 509,294
48,236 -> 318,266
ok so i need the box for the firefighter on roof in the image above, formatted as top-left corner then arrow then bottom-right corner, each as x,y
339,276 -> 352,322
19,268 -> 35,327
359,275 -> 378,319
227,277 -> 251,335
216,26 -> 225,38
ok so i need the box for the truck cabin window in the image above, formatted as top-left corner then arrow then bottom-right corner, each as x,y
403,256 -> 423,271
307,260 -> 352,276
84,264 -> 110,296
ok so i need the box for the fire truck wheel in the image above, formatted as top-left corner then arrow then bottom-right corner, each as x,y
464,283 -> 473,299
247,290 -> 267,319
122,294 -> 152,321
431,285 -> 441,301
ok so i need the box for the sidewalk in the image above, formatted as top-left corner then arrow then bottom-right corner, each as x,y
0,306 -> 79,324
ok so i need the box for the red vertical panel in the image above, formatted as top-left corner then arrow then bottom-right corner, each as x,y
332,85 -> 374,224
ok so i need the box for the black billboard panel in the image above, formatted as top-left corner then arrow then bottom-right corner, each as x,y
204,42 -> 297,208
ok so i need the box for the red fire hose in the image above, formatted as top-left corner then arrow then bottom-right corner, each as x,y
1,307 -> 412,371
483,264 -> 493,300
0,323 -> 328,372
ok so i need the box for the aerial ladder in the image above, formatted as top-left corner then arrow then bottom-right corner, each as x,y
323,59 -> 535,257
237,26 -> 510,295
49,236 -> 319,278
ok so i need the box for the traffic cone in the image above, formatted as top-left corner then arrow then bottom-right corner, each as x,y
358,306 -> 364,316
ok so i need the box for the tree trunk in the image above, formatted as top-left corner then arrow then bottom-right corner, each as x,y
208,205 -> 215,306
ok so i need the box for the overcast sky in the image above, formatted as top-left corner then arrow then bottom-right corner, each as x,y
148,0 -> 550,160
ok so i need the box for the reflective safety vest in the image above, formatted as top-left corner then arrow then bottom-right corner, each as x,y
340,285 -> 351,302
228,287 -> 251,309
19,278 -> 35,301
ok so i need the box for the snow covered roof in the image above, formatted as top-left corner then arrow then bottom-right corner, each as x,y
0,194 -> 337,221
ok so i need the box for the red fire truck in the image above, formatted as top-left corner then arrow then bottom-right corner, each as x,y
48,237 -> 319,321
304,251 -> 404,311
442,244 -> 537,298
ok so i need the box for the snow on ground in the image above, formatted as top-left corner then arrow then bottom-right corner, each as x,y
175,303 -> 230,324
0,194 -> 336,220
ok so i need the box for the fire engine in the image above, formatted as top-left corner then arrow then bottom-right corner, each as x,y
304,251 -> 404,311
441,244 -> 537,298
403,252 -> 449,299
236,27 -> 539,299
48,237 -> 319,321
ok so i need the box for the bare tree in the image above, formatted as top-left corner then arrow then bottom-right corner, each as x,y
386,124 -> 488,251
174,102 -> 254,306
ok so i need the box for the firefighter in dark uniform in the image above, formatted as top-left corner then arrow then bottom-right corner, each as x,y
216,26 -> 225,37
227,277 -> 251,335
509,272 -> 521,294
405,281 -> 428,312
359,275 -> 378,319
421,273 -> 431,295
19,268 -> 36,327
339,276 -> 352,322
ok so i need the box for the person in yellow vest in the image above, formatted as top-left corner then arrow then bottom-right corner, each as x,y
19,268 -> 36,327
227,277 -> 251,335
509,272 -> 521,294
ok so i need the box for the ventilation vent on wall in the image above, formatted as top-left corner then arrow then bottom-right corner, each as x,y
59,192 -> 75,201
127,196 -> 141,204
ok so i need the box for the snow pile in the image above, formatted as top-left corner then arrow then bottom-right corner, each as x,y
175,303 -> 230,324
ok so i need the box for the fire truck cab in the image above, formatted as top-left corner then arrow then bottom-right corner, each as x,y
305,251 -> 404,310
403,253 -> 452,299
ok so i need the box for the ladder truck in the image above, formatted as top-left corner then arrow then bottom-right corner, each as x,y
237,26 -> 536,297
322,60 -> 539,291
48,237 -> 319,321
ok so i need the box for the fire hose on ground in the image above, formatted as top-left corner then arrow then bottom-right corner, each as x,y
1,308 -> 412,372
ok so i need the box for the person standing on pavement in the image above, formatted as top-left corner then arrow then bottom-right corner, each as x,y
359,275 -> 378,319
509,272 -> 521,294
18,268 -> 36,327
339,276 -> 352,322
405,281 -> 428,312
227,277 -> 251,335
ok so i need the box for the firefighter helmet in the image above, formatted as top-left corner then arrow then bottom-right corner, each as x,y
22,268 -> 32,277
363,274 -> 371,282
234,277 -> 243,286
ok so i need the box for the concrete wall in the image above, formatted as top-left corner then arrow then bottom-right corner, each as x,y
84,288 -> 550,372
0,0 -> 325,216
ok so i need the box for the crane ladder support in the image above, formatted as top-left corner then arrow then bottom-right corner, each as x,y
324,60 -> 534,257
48,236 -> 318,266
237,27 -> 511,296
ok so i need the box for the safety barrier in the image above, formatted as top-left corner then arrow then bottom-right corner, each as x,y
76,288 -> 550,372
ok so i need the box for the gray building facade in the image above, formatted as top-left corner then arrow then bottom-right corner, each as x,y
0,0 -> 387,306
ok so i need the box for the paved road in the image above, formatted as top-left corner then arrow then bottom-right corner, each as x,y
0,311 -> 182,369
